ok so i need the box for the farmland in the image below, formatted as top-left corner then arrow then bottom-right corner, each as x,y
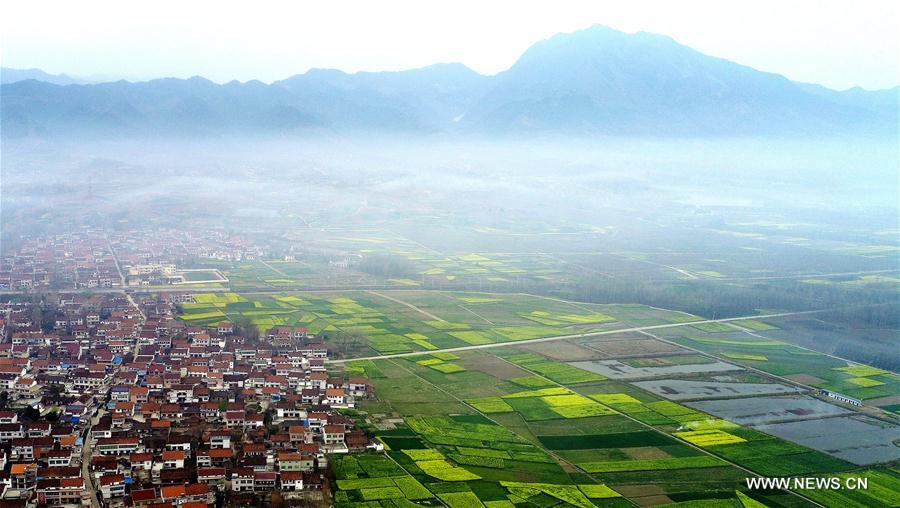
172,289 -> 900,506
333,316 -> 895,507
176,290 -> 706,358
188,249 -> 584,292
685,396 -> 854,425
655,322 -> 900,410
568,358 -> 743,380
800,469 -> 900,507
755,415 -> 900,466
633,379 -> 801,400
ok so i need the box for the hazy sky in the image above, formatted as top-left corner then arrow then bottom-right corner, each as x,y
2,1 -> 897,90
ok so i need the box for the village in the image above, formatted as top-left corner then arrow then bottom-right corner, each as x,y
0,229 -> 268,291
0,291 -> 377,507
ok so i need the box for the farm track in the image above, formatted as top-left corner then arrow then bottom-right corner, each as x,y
259,259 -> 290,277
608,252 -> 699,279
456,304 -> 496,325
366,290 -> 447,322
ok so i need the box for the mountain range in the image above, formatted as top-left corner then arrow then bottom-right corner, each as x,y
1,67 -> 86,86
2,25 -> 897,139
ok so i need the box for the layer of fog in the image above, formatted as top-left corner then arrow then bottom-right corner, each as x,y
2,135 -> 897,240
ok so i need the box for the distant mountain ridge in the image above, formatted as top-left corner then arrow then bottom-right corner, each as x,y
1,67 -> 85,86
2,25 -> 897,138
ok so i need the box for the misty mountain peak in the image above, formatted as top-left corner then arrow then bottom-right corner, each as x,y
2,27 -> 896,139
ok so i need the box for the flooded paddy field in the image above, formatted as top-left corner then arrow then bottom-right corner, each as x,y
685,395 -> 852,425
569,358 -> 743,380
755,415 -> 900,465
633,379 -> 801,401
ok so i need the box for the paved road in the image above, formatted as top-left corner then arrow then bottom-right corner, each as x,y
105,235 -> 126,286
124,293 -> 146,358
81,408 -> 105,508
326,309 -> 826,364
81,431 -> 99,507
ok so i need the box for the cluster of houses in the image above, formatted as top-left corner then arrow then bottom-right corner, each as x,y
0,291 -> 376,507
0,229 -> 277,292
109,229 -> 270,269
0,232 -> 121,291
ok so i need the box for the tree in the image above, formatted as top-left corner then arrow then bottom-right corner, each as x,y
30,301 -> 43,331
46,384 -> 66,404
19,406 -> 40,422
332,329 -> 364,358
357,253 -> 416,281
232,316 -> 260,344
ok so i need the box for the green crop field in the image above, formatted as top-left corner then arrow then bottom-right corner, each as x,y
175,288 -> 895,507
800,469 -> 900,507
343,336 -> 858,508
663,326 -> 900,402
175,290 -> 723,357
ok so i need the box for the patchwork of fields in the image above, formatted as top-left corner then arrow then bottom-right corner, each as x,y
189,247 -> 588,291
346,354 -> 767,507
335,317 -> 900,507
177,291 -> 695,357
655,324 -> 900,412
174,289 -> 900,506
188,258 -> 381,289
